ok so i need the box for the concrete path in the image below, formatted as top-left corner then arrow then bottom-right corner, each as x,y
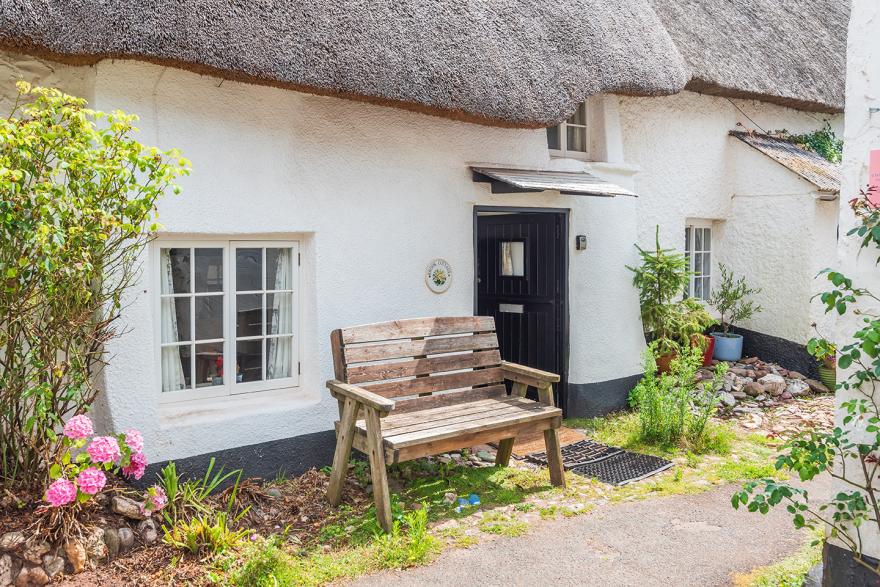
354,476 -> 831,587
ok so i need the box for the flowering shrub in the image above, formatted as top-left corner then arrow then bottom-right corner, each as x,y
46,414 -> 164,512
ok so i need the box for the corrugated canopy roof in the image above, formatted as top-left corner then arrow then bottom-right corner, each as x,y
471,167 -> 636,197
729,131 -> 841,193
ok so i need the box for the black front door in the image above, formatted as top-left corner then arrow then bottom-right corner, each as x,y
475,210 -> 567,409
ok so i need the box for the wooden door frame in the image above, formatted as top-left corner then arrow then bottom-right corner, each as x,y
473,206 -> 570,414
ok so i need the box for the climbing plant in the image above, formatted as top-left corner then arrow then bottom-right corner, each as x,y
778,122 -> 844,164
732,186 -> 880,576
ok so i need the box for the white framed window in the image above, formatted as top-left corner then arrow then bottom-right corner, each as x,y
547,101 -> 588,160
685,222 -> 712,301
157,240 -> 300,403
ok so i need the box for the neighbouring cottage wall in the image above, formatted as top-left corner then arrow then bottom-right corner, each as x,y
618,91 -> 842,345
63,59 -> 646,462
835,0 -> 880,562
0,52 -> 95,111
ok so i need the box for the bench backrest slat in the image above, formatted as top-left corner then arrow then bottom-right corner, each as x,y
331,316 -> 502,406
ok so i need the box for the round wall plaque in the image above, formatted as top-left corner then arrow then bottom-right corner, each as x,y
425,258 -> 452,293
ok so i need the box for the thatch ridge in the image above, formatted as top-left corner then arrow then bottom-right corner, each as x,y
0,0 -> 845,127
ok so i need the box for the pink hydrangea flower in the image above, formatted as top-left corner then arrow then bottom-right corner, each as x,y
124,429 -> 144,454
63,414 -> 93,440
141,486 -> 167,515
45,478 -> 77,507
86,436 -> 121,464
122,451 -> 147,480
76,467 -> 106,495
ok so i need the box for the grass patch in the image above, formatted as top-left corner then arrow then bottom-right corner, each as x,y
733,529 -> 823,587
478,512 -> 529,537
435,525 -> 478,548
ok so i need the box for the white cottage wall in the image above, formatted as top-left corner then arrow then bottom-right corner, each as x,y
77,60 -> 645,462
619,91 -> 842,348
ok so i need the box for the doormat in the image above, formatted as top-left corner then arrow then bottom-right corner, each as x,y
525,439 -> 673,486
525,439 -> 623,469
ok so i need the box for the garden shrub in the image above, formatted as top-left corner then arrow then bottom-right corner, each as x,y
0,83 -> 189,492
630,343 -> 728,449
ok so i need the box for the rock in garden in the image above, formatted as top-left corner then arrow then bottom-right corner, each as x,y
805,379 -> 831,394
786,380 -> 810,397
1,555 -> 12,587
111,495 -> 148,520
40,555 -> 64,580
781,391 -> 793,400
476,451 -> 494,462
137,519 -> 158,545
0,532 -> 24,552
83,527 -> 106,563
14,565 -> 49,587
758,374 -> 786,395
21,543 -> 49,566
743,381 -> 765,397
64,542 -> 86,574
102,528 -> 119,559
265,487 -> 283,499
718,391 -> 737,407
443,492 -> 457,505
732,391 -> 748,400
741,357 -> 758,364
787,371 -> 806,380
437,455 -> 452,464
116,527 -> 134,553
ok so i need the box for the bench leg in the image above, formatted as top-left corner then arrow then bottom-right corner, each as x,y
327,398 -> 358,506
495,438 -> 515,466
364,406 -> 393,533
543,427 -> 566,488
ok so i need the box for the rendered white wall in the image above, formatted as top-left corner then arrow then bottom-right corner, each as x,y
77,60 -> 645,462
619,91 -> 842,344
835,0 -> 880,559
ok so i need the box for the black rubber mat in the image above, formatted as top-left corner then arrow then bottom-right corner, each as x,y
525,439 -> 623,469
570,452 -> 673,486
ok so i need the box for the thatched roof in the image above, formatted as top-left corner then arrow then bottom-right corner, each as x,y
0,1 -> 846,127
651,0 -> 847,114
730,131 -> 841,193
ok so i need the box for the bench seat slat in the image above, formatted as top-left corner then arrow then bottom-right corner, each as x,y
377,396 -> 540,433
362,367 -> 504,398
343,333 -> 499,363
346,350 -> 501,384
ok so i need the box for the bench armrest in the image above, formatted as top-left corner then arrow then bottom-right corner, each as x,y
501,361 -> 560,385
327,379 -> 395,413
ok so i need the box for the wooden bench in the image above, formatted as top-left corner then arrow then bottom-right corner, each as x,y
325,316 -> 565,532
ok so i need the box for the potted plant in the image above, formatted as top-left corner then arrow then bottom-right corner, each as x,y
627,226 -> 692,372
707,264 -> 762,361
677,298 -> 718,366
807,335 -> 837,389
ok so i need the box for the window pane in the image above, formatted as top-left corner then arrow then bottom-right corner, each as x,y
701,277 -> 711,301
500,242 -> 525,276
546,126 -> 560,150
161,297 -> 191,343
692,252 -> 702,276
237,339 -> 263,383
266,293 -> 293,335
266,248 -> 292,290
236,248 -> 262,291
703,228 -> 711,251
162,248 -> 191,294
194,295 -> 223,340
694,275 -> 703,299
162,345 -> 191,392
568,102 -> 586,126
684,227 -> 691,252
195,248 -> 223,293
195,342 -> 224,387
566,125 -> 586,152
236,293 -> 263,337
267,336 -> 293,380
695,228 -> 703,251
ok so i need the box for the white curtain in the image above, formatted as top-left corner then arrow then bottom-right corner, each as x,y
161,250 -> 187,392
267,248 -> 292,380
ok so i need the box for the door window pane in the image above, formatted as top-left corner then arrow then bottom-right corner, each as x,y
195,248 -> 224,293
500,242 -> 525,277
236,248 -> 262,291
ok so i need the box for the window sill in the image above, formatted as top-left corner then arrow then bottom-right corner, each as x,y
158,386 -> 318,429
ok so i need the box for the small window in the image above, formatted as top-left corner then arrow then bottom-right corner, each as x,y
685,223 -> 712,301
500,241 -> 525,276
547,102 -> 588,160
158,240 -> 299,402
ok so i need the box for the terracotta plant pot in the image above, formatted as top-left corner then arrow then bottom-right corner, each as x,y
656,352 -> 677,374
701,336 -> 715,366
818,365 -> 837,390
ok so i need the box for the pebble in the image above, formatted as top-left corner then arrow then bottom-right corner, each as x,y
14,565 -> 48,587
137,519 -> 158,545
111,496 -> 148,521
0,532 -> 24,552
443,492 -> 457,505
40,555 -> 64,579
63,542 -> 86,574
103,528 -> 119,559
476,451 -> 494,463
265,487 -> 283,499
117,528 -> 134,553
0,555 -> 11,587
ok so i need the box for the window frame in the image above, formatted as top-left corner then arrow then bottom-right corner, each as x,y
548,101 -> 589,161
155,239 -> 301,405
684,221 -> 713,301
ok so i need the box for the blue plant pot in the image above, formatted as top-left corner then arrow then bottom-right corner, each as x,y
712,333 -> 743,362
